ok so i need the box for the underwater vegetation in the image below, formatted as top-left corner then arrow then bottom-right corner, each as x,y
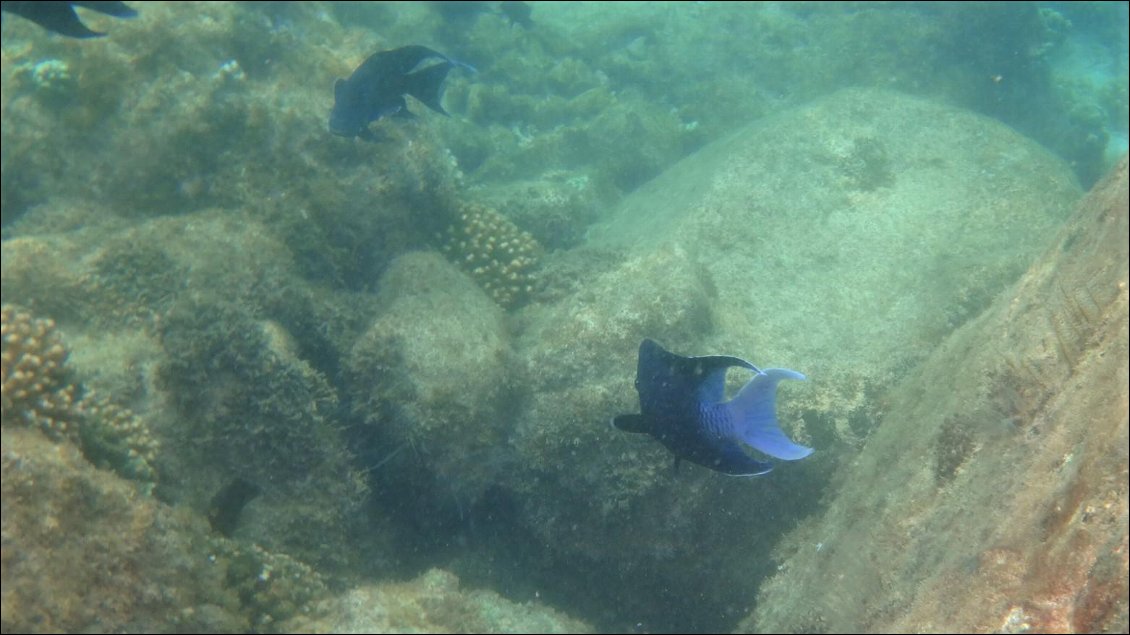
1,2 -> 1126,633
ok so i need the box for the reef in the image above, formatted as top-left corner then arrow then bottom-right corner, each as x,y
1,2 -> 1125,632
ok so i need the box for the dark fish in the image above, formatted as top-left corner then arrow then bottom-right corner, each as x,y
329,44 -> 474,141
499,1 -> 533,29
427,0 -> 490,24
613,339 -> 813,477
1,1 -> 135,38
206,477 -> 262,537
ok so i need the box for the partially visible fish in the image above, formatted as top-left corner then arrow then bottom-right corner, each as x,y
206,477 -> 262,538
1,1 -> 136,38
613,339 -> 813,477
329,44 -> 475,141
499,1 -> 533,29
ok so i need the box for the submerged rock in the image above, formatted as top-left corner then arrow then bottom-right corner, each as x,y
746,157 -> 1128,633
506,88 -> 1085,630
588,87 -> 1082,448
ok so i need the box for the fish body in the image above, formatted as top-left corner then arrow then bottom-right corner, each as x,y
1,1 -> 136,38
613,339 -> 812,477
499,1 -> 533,29
329,44 -> 472,141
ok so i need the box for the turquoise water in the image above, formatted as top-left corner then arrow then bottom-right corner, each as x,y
1,2 -> 1127,633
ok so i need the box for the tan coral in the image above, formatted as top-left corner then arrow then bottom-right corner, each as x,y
440,202 -> 541,308
1,304 -> 79,439
1,304 -> 159,488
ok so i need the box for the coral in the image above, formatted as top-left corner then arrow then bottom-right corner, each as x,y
1,304 -> 79,439
11,59 -> 76,109
1,304 -> 160,490
440,201 -> 542,308
75,393 -> 160,489
216,540 -> 328,631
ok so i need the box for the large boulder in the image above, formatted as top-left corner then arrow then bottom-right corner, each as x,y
746,157 -> 1128,632
505,88 -> 1084,630
587,87 -> 1082,447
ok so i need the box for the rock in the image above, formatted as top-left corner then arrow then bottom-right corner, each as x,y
588,87 -> 1082,446
347,251 -> 514,506
746,156 -> 1128,633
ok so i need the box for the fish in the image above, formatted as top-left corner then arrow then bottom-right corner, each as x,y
329,44 -> 474,141
613,338 -> 813,477
206,477 -> 262,537
1,1 -> 136,38
499,1 -> 533,29
426,1 -> 491,24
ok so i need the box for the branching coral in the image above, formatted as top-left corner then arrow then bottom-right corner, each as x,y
76,393 -> 160,486
440,202 -> 541,309
1,304 -> 79,438
1,304 -> 159,490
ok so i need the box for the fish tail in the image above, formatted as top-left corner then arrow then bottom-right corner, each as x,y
727,368 -> 813,460
406,62 -> 455,116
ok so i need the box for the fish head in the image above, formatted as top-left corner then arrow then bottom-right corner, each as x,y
329,78 -> 366,137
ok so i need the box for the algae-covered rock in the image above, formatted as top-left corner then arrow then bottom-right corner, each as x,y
505,245 -> 815,630
347,251 -> 514,507
589,87 -> 1082,448
502,88 -> 1084,630
745,157 -> 1128,633
282,568 -> 592,633
158,293 -> 368,572
0,425 -> 246,633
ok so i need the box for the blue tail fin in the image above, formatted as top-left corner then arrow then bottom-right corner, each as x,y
726,368 -> 813,460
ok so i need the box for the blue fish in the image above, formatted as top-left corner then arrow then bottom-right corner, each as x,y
329,44 -> 473,141
1,1 -> 136,38
613,339 -> 813,477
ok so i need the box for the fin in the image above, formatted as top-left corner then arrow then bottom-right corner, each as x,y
612,414 -> 652,434
3,1 -> 136,38
74,1 -> 137,18
704,437 -> 775,476
405,60 -> 455,116
636,339 -> 757,417
727,368 -> 813,460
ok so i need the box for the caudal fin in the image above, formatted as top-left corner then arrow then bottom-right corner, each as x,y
726,368 -> 813,460
406,61 -> 455,116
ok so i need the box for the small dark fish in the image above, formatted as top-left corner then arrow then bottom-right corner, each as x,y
499,1 -> 533,29
206,477 -> 262,537
329,44 -> 474,142
1,1 -> 136,38
427,0 -> 491,24
613,339 -> 813,477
